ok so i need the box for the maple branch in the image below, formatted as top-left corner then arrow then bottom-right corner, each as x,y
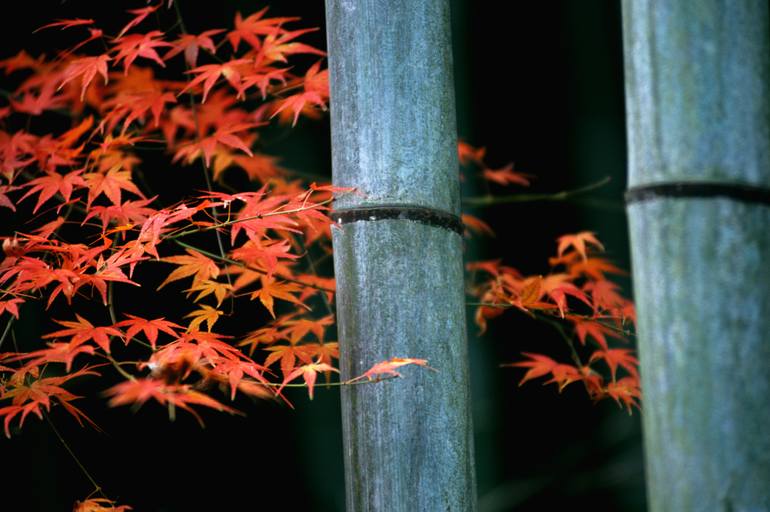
162,197 -> 334,241
44,412 -> 105,498
534,313 -> 585,369
462,176 -> 612,207
171,0 -> 237,312
257,374 -> 400,389
0,317 -> 14,350
172,239 -> 335,293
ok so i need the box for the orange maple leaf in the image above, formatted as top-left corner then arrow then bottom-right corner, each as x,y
105,378 -> 240,426
112,31 -> 173,74
174,123 -> 256,168
503,352 -> 557,386
58,54 -> 111,100
116,4 -> 160,39
605,376 -> 641,413
73,497 -> 132,512
271,61 -> 328,126
556,231 -> 604,261
157,248 -> 220,290
278,361 -> 338,400
178,58 -> 252,103
184,305 -> 223,332
482,164 -> 531,187
114,314 -> 182,350
250,275 -> 307,318
355,357 -> 432,381
42,314 -> 123,353
164,29 -> 225,68
589,348 -> 639,380
84,165 -> 144,207
18,169 -> 86,213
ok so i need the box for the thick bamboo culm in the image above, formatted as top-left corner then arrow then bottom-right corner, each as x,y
622,1 -> 770,510
324,0 -> 477,510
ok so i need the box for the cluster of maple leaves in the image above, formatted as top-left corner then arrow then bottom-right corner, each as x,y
461,140 -> 640,412
0,3 -> 639,510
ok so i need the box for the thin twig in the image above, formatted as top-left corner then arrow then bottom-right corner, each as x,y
462,176 -> 612,207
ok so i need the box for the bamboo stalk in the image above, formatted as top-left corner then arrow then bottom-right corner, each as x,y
325,0 -> 476,510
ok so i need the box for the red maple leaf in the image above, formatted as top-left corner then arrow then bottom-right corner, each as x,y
556,231 -> 604,261
42,314 -> 123,353
18,169 -> 86,213
271,61 -> 328,126
58,54 -> 111,100
278,361 -> 338,400
178,58 -> 252,103
114,314 -> 183,350
112,31 -> 172,74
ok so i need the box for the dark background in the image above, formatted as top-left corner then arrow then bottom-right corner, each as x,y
0,1 -> 642,510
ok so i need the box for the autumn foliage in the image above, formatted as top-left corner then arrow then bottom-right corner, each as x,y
0,3 -> 638,509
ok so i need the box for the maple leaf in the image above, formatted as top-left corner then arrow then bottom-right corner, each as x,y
505,276 -> 557,314
556,231 -> 604,261
605,376 -> 641,413
42,314 -> 123,353
589,348 -> 639,380
73,497 -> 132,512
221,153 -> 284,183
230,238 -> 300,277
457,141 -> 486,166
58,54 -> 111,100
503,353 -> 557,386
18,169 -> 86,213
6,342 -> 95,372
303,342 -> 339,369
461,214 -> 495,237
114,314 -> 182,350
565,256 -> 626,281
250,275 -> 307,318
112,31 -> 173,74
227,8 -> 299,52
259,28 -> 326,64
84,165 -> 145,207
540,274 -> 592,317
263,343 -> 314,378
0,185 -> 16,211
278,314 -> 334,344
178,58 -> 252,103
568,315 -> 622,350
0,298 -> 23,319
164,29 -> 225,68
543,363 -> 584,392
185,279 -> 232,307
105,378 -> 240,425
83,197 -> 157,233
0,367 -> 100,437
583,279 -> 628,314
184,305 -> 223,332
116,4 -> 161,39
271,61 -> 329,126
174,123 -> 256,168
356,357 -> 432,381
35,18 -> 95,32
101,89 -> 177,133
157,248 -> 220,289
278,361 -> 338,400
482,164 -> 532,187
10,81 -> 67,115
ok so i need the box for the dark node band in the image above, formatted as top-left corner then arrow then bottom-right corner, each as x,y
331,204 -> 464,235
625,181 -> 770,207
